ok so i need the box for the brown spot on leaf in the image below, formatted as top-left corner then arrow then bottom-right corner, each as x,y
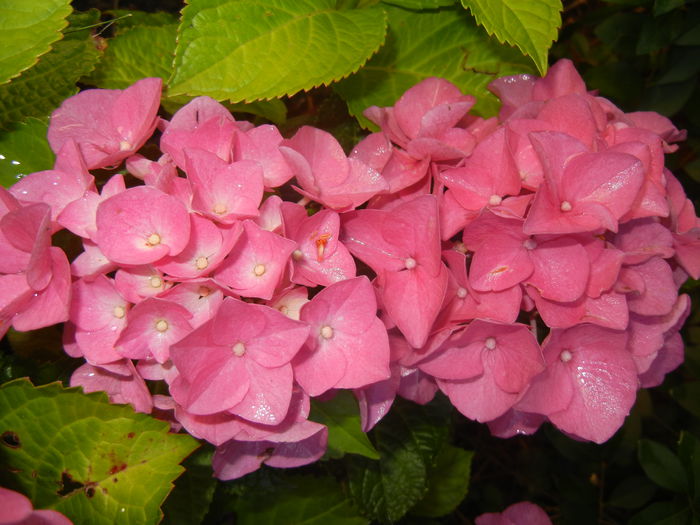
57,472 -> 84,496
108,463 -> 127,475
127,432 -> 135,439
1,431 -> 20,448
85,486 -> 95,498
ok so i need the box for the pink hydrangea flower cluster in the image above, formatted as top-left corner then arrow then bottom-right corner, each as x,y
1,60 -> 697,479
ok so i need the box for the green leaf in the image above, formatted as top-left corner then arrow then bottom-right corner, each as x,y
654,0 -> 685,16
382,0 -> 457,8
629,501 -> 692,525
168,0 -> 388,102
0,378 -> 199,525
161,445 -> 217,525
0,0 -> 72,85
607,476 -> 658,510
0,37 -> 102,129
460,0 -> 562,74
334,5 -> 536,129
0,118 -> 54,187
678,431 -> 700,500
638,439 -> 689,494
347,397 -> 452,522
410,445 -> 473,518
105,9 -> 179,35
309,390 -> 380,459
87,23 -> 177,89
233,474 -> 368,525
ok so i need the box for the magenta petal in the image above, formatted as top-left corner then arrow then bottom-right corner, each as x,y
96,186 -> 191,265
229,361 -> 294,425
0,487 -> 33,523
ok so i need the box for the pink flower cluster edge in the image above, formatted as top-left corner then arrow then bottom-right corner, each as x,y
1,59 -> 698,482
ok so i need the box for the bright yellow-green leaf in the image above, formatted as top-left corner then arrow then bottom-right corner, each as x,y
0,0 -> 72,85
0,379 -> 199,525
168,0 -> 387,102
460,0 -> 562,75
335,5 -> 536,129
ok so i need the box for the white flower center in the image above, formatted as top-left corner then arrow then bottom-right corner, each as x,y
560,200 -> 572,212
155,319 -> 169,332
523,239 -> 537,250
456,287 -> 468,299
213,203 -> 227,215
320,325 -> 334,339
149,275 -> 163,288
292,249 -> 303,261
195,256 -> 209,270
146,233 -> 161,246
119,140 -> 132,151
232,342 -> 246,357
560,349 -> 573,362
488,194 -> 502,206
113,305 -> 126,319
253,263 -> 266,276
484,337 -> 497,350
405,257 -> 417,270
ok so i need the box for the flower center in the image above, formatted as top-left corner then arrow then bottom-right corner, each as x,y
456,287 -> 468,299
155,319 -> 169,332
405,257 -> 417,270
195,256 -> 209,270
213,203 -> 227,215
279,305 -> 289,315
560,349 -> 573,362
119,140 -> 132,151
113,305 -> 126,319
198,286 -> 211,298
292,249 -> 303,261
149,275 -> 163,288
484,337 -> 497,350
232,342 -> 246,357
523,238 -> 537,250
560,200 -> 573,212
320,325 -> 334,339
146,233 -> 161,246
253,263 -> 266,276
488,194 -> 502,206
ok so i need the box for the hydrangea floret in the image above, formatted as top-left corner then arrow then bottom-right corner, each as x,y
2,59 -> 697,480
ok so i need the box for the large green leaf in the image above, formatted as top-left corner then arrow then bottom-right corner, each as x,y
161,445 -> 217,525
0,37 -> 102,129
0,0 -> 72,85
87,23 -> 178,89
334,4 -> 535,129
347,397 -> 452,522
168,0 -> 387,102
233,474 -> 368,525
310,390 -> 380,460
638,438 -> 689,494
0,118 -> 54,187
0,378 -> 199,525
410,445 -> 473,518
460,0 -> 562,74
